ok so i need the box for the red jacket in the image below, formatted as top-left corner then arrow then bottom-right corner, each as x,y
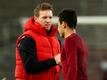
15,17 -> 60,80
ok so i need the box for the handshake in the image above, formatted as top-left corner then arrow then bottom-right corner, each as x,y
54,54 -> 61,65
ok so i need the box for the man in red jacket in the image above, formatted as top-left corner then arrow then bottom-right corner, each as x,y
15,2 -> 61,80
57,9 -> 88,80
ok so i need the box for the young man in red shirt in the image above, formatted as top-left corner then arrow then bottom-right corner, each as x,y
58,9 -> 88,80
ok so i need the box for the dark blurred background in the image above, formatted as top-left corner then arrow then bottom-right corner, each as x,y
0,0 -> 107,80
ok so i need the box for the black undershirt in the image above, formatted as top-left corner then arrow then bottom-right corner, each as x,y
18,36 -> 57,74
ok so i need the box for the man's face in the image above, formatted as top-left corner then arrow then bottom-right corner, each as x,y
58,19 -> 65,38
37,10 -> 53,30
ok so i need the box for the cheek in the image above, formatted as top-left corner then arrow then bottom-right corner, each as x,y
41,19 -> 45,24
39,18 -> 45,24
40,21 -> 46,27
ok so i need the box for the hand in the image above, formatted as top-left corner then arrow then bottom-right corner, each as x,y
54,54 -> 61,65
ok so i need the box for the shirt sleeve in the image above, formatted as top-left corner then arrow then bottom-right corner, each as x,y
18,36 -> 56,74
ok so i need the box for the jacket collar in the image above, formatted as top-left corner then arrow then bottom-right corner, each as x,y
24,16 -> 57,37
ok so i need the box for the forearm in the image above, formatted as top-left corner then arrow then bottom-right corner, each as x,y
18,46 -> 57,74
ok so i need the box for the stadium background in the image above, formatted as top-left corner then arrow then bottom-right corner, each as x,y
0,0 -> 107,80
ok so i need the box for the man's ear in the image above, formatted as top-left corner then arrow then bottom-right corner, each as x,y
34,16 -> 36,20
34,16 -> 38,21
62,21 -> 67,28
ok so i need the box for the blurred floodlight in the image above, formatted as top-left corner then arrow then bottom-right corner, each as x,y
100,61 -> 107,70
78,16 -> 107,25
19,16 -> 107,28
1,77 -> 7,80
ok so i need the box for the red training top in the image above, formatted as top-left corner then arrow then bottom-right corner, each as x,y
61,33 -> 88,80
